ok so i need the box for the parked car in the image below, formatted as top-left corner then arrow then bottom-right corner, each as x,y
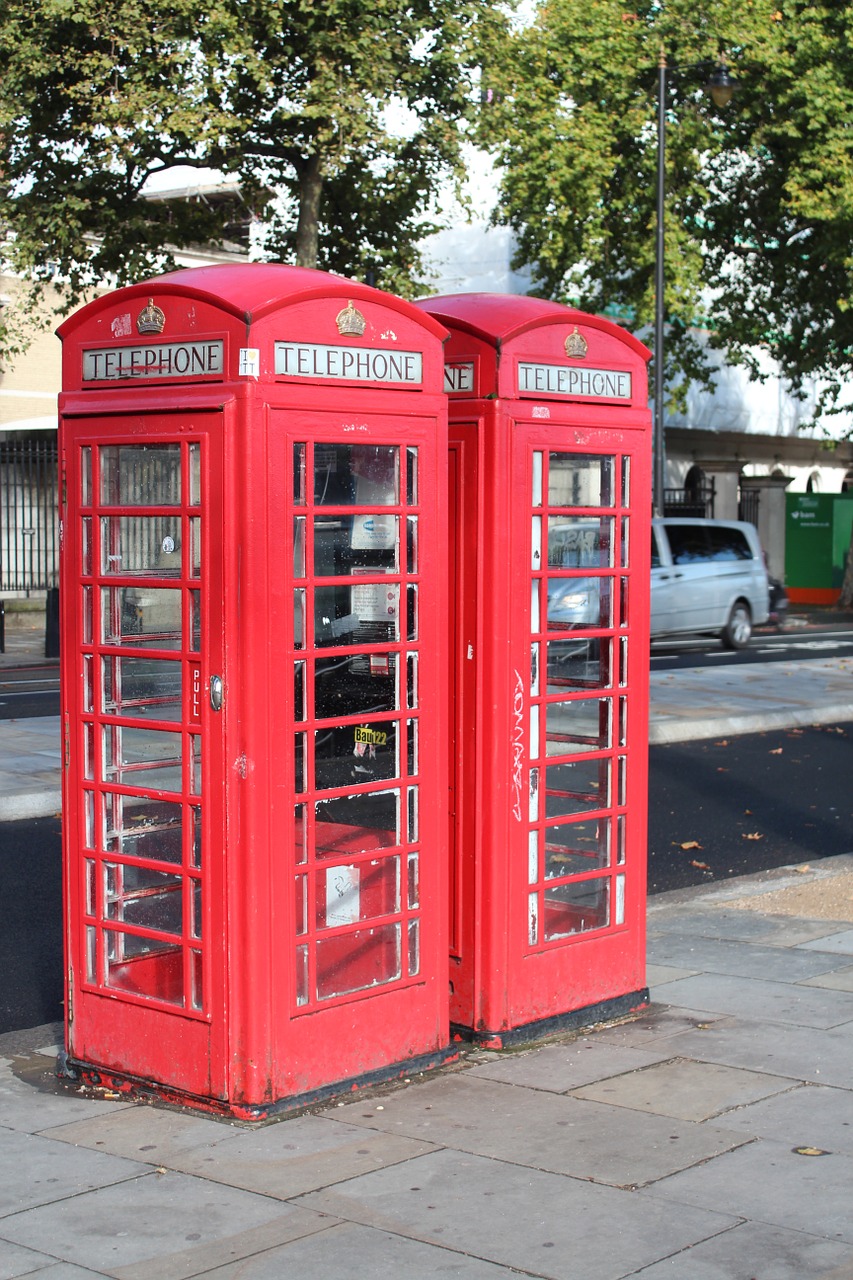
651,518 -> 770,648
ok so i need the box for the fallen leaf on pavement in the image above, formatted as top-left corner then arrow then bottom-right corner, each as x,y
690,860 -> 711,870
714,739 -> 729,747
743,832 -> 764,841
769,747 -> 783,754
680,841 -> 702,850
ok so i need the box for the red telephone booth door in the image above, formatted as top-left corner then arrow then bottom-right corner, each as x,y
61,414 -> 228,1099
516,429 -> 649,1021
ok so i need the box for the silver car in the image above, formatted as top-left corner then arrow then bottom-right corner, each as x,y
651,518 -> 769,648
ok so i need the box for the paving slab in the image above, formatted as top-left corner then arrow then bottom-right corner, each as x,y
656,1016 -> 853,1088
0,1129 -> 148,1219
799,929 -> 853,955
297,1147 -> 740,1280
0,1238 -> 68,1280
647,906 -> 846,947
330,1073 -> 750,1189
1,1266 -> 110,1280
799,964 -> 853,992
195,1220 -> 526,1279
705,1082 -> 853,1153
579,1006 -> 734,1048
628,1220 -> 853,1280
48,1105 -> 441,1199
0,1171 -> 336,1280
647,933 -> 844,983
0,1056 -> 134,1135
651,971 -> 853,1028
641,1139 -> 853,1243
570,1058 -> 795,1122
466,1039 -> 676,1092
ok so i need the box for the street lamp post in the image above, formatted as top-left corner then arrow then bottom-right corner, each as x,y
652,53 -> 736,515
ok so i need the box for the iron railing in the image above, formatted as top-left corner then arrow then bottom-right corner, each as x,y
0,436 -> 59,592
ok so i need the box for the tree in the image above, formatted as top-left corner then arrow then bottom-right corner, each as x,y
478,0 -> 853,605
0,0 -> 504,350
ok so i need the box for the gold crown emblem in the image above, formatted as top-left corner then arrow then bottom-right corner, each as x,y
336,300 -> 366,337
564,326 -> 588,359
137,298 -> 166,335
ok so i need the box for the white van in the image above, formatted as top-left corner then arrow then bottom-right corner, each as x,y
651,518 -> 769,648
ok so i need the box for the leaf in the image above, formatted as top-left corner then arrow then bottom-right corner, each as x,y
690,860 -> 711,870
769,747 -> 783,754
743,832 -> 764,841
680,840 -> 702,850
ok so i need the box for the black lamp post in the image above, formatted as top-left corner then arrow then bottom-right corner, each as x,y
653,53 -> 736,515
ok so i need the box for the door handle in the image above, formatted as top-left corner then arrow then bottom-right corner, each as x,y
209,675 -> 223,712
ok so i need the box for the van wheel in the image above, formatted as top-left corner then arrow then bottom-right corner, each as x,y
722,601 -> 752,649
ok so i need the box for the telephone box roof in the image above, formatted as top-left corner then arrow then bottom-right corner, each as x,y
58,263 -> 447,340
416,292 -> 649,360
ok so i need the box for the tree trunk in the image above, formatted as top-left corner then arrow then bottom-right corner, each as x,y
294,151 -> 323,268
839,521 -> 853,610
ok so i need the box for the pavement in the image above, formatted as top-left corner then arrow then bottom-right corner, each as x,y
1,612 -> 852,1278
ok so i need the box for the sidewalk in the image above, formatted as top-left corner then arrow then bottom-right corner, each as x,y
1,856 -> 853,1278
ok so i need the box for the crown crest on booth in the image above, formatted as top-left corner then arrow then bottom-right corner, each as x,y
137,298 -> 166,335
564,326 -> 588,359
336,300 -> 367,337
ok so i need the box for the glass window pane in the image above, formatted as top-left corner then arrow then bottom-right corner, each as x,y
314,721 -> 398,790
407,447 -> 418,505
547,518 -> 613,568
314,653 -> 399,719
102,725 -> 183,791
547,577 -> 611,630
104,864 -> 183,934
545,697 -> 612,755
103,794 -> 183,862
100,516 -> 182,576
314,515 -> 399,575
100,445 -> 181,506
315,922 -> 401,999
544,878 -> 610,939
548,454 -> 613,508
544,818 -> 611,878
104,931 -> 183,1004
102,657 -> 181,720
314,790 -> 400,857
293,443 -> 306,504
189,442 -> 201,506
314,444 -> 399,506
317,856 -> 400,930
545,758 -> 610,818
101,587 -> 182,649
315,581 -> 400,647
546,638 -> 611,691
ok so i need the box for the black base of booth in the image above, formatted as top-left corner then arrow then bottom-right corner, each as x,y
450,987 -> 651,1050
56,1042 -> 462,1123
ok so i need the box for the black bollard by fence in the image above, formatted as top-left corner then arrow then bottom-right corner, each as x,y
45,588 -> 60,658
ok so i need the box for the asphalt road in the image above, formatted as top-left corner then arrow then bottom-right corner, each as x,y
2,720 -> 852,1033
648,720 -> 853,893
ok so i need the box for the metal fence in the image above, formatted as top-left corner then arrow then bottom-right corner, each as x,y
0,436 -> 59,592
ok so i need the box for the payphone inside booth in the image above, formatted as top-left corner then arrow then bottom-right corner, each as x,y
417,293 -> 653,1045
57,265 -> 451,1117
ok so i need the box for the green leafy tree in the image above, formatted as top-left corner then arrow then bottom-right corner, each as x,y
0,0 -> 503,351
479,0 -> 853,605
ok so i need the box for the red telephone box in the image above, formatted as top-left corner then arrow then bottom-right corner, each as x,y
417,293 -> 652,1045
57,265 -> 451,1117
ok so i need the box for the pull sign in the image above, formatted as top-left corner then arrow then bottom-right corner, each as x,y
209,675 -> 223,712
190,664 -> 202,724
